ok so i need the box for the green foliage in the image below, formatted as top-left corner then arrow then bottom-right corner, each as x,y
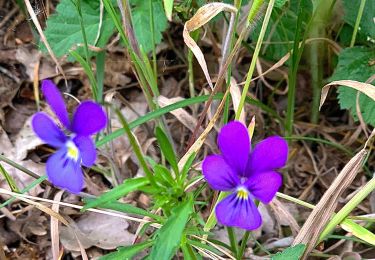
40,0 -> 114,59
163,0 -> 174,20
82,177 -> 149,211
150,195 -> 194,260
130,0 -> 168,53
271,244 -> 306,260
155,127 -> 179,175
0,163 -> 19,192
275,0 -> 288,8
83,200 -> 162,221
252,0 -> 313,61
100,240 -> 154,260
330,46 -> 375,126
342,0 -> 375,39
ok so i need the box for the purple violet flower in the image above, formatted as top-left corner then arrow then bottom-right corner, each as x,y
32,80 -> 107,193
202,121 -> 288,230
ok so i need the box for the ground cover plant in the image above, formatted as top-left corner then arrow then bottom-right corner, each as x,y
0,0 -> 374,259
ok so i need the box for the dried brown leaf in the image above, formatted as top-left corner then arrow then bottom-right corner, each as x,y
292,147 -> 368,258
320,80 -> 375,110
183,3 -> 237,90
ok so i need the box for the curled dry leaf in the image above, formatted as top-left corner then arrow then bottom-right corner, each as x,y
320,80 -> 375,110
183,2 -> 237,90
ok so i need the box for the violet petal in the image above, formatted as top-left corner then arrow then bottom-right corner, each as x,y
73,135 -> 96,167
215,193 -> 262,230
202,155 -> 240,191
46,148 -> 84,194
218,121 -> 250,176
32,112 -> 67,148
245,136 -> 288,176
244,171 -> 282,203
41,80 -> 70,129
71,101 -> 107,136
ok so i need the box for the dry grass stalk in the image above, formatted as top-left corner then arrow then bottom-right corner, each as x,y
24,0 -> 66,81
292,148 -> 367,258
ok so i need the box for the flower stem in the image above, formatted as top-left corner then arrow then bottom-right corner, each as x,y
350,0 -> 367,47
227,227 -> 238,257
238,231 -> 250,259
235,0 -> 274,120
115,109 -> 156,187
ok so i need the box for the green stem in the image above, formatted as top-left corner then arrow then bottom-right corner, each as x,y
319,176 -> 375,242
115,109 -> 156,187
227,227 -> 238,257
309,0 -> 335,124
238,231 -> 250,259
0,154 -> 40,180
74,0 -> 98,101
97,93 -> 282,147
149,0 -> 157,78
350,0 -> 367,47
235,0 -> 273,120
188,30 -> 200,100
285,0 -> 303,138
223,0 -> 242,124
276,192 -> 315,209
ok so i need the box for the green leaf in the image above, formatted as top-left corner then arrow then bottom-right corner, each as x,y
41,0 -> 114,59
130,0 -> 168,53
342,0 -> 375,38
271,244 -> 306,260
341,219 -> 375,246
155,127 -> 178,175
154,164 -> 176,187
83,199 -> 162,222
330,46 -> 375,126
150,195 -> 194,260
100,240 -> 154,260
275,0 -> 288,8
252,0 -> 313,61
163,0 -> 173,21
0,163 -> 20,192
82,177 -> 149,211
180,152 -> 196,186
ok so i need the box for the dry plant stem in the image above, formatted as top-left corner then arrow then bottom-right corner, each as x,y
292,147 -> 368,258
51,190 -> 64,260
0,188 -> 89,259
0,188 -> 160,227
0,240 -> 6,260
23,0 -> 66,82
319,130 -> 375,242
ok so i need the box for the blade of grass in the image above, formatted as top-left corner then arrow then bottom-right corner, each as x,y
70,50 -> 98,100
114,108 -> 156,186
235,0 -> 272,119
350,0 -> 367,47
97,94 -> 282,147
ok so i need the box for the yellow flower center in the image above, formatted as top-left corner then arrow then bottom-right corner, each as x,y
236,187 -> 249,200
66,141 -> 79,161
